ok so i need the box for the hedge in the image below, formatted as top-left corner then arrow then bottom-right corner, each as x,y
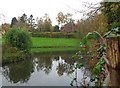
31,32 -> 77,38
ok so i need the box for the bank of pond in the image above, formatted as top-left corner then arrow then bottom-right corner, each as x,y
2,37 -> 80,64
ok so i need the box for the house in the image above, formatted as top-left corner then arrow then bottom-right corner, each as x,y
61,23 -> 77,32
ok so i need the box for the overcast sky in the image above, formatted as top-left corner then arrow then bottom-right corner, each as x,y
0,0 -> 102,25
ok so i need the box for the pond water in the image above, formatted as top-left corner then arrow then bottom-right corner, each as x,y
2,51 -> 93,86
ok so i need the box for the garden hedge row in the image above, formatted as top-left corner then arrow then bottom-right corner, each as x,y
31,32 -> 77,38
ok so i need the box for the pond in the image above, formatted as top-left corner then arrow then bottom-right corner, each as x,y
2,51 -> 93,86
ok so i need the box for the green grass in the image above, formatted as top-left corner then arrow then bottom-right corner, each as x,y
31,37 -> 80,53
32,37 -> 80,47
31,47 -> 79,53
2,37 -> 80,47
2,37 -> 80,64
2,37 -> 80,53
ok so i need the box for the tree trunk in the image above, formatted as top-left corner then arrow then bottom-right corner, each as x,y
106,36 -> 120,69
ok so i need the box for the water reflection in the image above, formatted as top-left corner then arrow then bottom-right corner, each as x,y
2,52 -> 92,86
56,56 -> 75,76
2,59 -> 33,83
33,56 -> 52,74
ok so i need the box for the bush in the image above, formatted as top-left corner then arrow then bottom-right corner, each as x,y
4,27 -> 32,53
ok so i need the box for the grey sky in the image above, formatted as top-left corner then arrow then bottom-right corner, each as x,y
0,0 -> 102,25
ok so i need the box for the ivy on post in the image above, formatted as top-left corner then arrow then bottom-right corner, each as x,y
106,36 -> 120,69
106,36 -> 120,87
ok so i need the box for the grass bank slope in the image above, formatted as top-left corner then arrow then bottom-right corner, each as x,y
32,37 -> 80,48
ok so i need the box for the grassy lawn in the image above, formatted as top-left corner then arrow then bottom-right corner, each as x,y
31,37 -> 80,53
2,37 -> 80,47
31,47 -> 79,53
32,37 -> 80,47
2,37 -> 80,53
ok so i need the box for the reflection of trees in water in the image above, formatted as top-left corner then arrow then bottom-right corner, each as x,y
56,56 -> 75,76
56,55 -> 92,86
53,56 -> 59,61
33,56 -> 52,74
79,68 -> 91,86
57,62 -> 75,76
2,52 -> 92,85
33,53 -> 75,75
2,59 -> 33,83
69,67 -> 92,87
33,54 -> 76,76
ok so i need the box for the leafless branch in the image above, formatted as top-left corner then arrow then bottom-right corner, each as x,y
65,1 -> 102,18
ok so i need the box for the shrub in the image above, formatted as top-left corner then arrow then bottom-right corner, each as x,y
31,32 -> 76,38
4,27 -> 32,53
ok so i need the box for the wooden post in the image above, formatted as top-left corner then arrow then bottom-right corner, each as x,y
106,36 -> 120,69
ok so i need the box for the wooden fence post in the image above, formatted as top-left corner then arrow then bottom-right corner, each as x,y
106,36 -> 120,69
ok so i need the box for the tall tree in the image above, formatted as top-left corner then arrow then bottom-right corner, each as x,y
75,13 -> 107,35
37,17 -> 44,32
37,14 -> 52,32
10,17 -> 18,28
2,23 -> 10,33
56,12 -> 75,31
16,13 -> 29,29
56,12 -> 65,27
54,25 -> 59,32
28,14 -> 36,31
43,14 -> 52,32
64,13 -> 74,24
20,13 -> 27,23
101,2 -> 120,30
